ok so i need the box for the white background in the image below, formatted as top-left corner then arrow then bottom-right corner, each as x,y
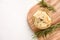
0,0 -> 40,40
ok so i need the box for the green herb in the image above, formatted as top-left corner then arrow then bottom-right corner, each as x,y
35,23 -> 60,37
38,0 -> 55,11
40,0 -> 48,7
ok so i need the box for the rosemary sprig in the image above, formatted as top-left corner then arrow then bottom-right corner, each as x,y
35,23 -> 60,37
38,0 -> 55,11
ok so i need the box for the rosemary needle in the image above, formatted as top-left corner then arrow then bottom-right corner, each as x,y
35,23 -> 60,37
38,0 -> 55,11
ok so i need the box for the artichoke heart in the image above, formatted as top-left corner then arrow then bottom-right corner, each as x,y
33,10 -> 52,29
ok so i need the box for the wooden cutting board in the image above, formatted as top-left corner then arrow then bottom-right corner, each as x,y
27,4 -> 60,40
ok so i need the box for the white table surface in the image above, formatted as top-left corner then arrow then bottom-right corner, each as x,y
0,0 -> 40,40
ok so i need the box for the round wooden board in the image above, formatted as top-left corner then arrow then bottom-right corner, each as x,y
27,4 -> 60,40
